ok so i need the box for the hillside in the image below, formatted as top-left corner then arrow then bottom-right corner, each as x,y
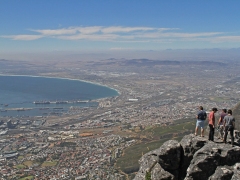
116,118 -> 195,178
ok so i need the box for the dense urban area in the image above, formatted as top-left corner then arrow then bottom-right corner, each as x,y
0,58 -> 240,180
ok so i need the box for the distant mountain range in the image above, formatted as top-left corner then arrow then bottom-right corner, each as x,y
106,58 -> 227,66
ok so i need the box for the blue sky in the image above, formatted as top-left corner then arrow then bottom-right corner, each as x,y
1,0 -> 240,60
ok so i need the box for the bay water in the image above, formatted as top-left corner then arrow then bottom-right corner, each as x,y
0,75 -> 119,117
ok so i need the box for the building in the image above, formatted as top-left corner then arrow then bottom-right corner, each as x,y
7,120 -> 13,129
128,98 -> 139,102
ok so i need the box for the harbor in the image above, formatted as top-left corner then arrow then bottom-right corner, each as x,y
33,100 -> 89,104
0,100 -> 99,117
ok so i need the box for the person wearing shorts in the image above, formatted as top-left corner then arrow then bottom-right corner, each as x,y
195,106 -> 207,137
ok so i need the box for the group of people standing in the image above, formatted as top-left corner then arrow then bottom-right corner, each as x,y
195,106 -> 235,146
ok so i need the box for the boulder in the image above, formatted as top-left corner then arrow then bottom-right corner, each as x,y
157,140 -> 181,179
135,134 -> 240,180
208,163 -> 240,180
180,134 -> 208,179
234,130 -> 240,145
185,143 -> 240,180
209,166 -> 233,180
157,140 -> 181,170
133,148 -> 159,180
231,163 -> 240,180
134,140 -> 181,180
151,163 -> 175,180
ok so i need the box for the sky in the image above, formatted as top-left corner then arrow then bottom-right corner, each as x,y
1,0 -> 240,61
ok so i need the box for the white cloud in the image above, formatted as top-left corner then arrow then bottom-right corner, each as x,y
1,35 -> 43,40
31,28 -> 77,35
101,26 -> 155,33
133,32 -> 223,39
1,26 -> 240,44
76,26 -> 102,34
210,36 -> 240,43
58,33 -> 121,41
32,26 -> 103,35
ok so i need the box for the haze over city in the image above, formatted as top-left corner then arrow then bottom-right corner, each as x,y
1,1 -> 240,180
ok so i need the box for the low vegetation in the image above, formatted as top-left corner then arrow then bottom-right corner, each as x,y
14,164 -> 26,169
41,161 -> 58,167
23,161 -> 33,167
19,176 -> 34,180
58,141 -> 76,147
145,171 -> 151,180
18,155 -> 24,160
116,118 -> 195,175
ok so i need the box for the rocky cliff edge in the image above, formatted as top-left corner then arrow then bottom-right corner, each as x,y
134,131 -> 240,180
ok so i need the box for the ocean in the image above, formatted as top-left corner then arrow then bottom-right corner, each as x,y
0,75 -> 119,117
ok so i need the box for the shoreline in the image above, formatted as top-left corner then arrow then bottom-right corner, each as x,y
0,74 -> 121,100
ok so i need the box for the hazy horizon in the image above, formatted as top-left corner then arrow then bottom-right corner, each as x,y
1,48 -> 240,62
1,1 -> 240,62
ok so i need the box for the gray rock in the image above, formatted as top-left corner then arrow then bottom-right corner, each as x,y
209,163 -> 240,180
156,140 -> 181,179
157,140 -> 181,170
234,130 -> 240,146
180,134 -> 208,179
185,143 -> 240,180
134,171 -> 146,180
134,140 -> 181,180
231,163 -> 240,180
135,134 -> 240,180
219,146 -> 240,166
133,148 -> 159,180
151,163 -> 175,180
209,166 -> 233,180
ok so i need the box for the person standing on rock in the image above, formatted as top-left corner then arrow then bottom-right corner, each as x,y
217,108 -> 227,140
223,109 -> 235,146
195,106 -> 207,137
208,107 -> 218,141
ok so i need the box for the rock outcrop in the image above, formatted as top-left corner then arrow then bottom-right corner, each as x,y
134,133 -> 240,180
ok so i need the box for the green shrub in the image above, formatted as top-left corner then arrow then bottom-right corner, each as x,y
145,171 -> 151,180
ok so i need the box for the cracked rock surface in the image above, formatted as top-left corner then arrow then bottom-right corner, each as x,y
134,134 -> 240,180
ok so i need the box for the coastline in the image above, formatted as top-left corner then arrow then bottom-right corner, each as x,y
0,74 -> 120,117
0,74 -> 121,99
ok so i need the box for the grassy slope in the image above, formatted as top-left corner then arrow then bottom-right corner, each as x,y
116,118 -> 195,174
